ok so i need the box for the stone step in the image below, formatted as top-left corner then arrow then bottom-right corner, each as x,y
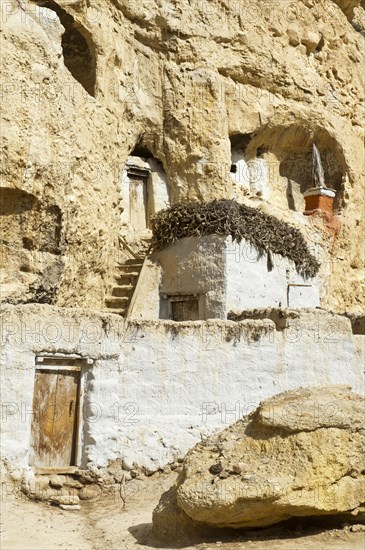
124,258 -> 143,265
105,296 -> 130,309
116,270 -> 140,276
115,273 -> 139,285
104,308 -> 126,316
111,285 -> 134,297
105,257 -> 143,315
117,264 -> 143,273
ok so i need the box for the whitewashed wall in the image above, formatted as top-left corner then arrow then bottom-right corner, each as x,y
1,305 -> 363,477
151,235 -> 227,320
230,151 -> 270,200
225,237 -> 320,313
248,157 -> 270,200
132,236 -> 319,319
147,158 -> 170,214
230,152 -> 250,189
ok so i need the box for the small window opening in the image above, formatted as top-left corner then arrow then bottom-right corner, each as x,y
169,296 -> 200,321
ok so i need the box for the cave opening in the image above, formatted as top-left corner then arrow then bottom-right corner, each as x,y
32,0 -> 96,96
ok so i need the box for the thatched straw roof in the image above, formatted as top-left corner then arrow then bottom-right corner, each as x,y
151,200 -> 319,278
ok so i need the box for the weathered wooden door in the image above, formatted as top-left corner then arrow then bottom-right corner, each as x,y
30,369 -> 80,468
129,174 -> 148,231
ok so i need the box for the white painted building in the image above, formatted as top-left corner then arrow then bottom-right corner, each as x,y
0,305 -> 363,478
129,236 -> 320,321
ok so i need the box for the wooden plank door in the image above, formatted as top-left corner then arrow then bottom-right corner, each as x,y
171,299 -> 200,321
129,174 -> 148,231
30,369 -> 80,468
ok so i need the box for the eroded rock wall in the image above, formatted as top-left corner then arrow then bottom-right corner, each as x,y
1,0 -> 364,311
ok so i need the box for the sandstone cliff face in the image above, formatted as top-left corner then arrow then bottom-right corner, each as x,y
153,386 -> 365,539
1,0 -> 364,311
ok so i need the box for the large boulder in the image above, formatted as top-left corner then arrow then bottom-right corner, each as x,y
153,386 -> 365,540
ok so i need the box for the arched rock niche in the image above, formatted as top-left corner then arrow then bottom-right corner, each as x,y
230,125 -> 346,213
30,0 -> 97,96
119,147 -> 170,241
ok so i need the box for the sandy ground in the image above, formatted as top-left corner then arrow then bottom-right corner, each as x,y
1,473 -> 364,550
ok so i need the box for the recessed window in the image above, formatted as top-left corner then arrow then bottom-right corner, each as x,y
169,296 -> 200,321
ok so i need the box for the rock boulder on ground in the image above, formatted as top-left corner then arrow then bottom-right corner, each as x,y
153,386 -> 365,540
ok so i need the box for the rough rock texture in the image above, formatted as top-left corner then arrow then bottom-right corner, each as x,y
153,386 -> 365,539
1,0 -> 364,312
334,0 -> 363,19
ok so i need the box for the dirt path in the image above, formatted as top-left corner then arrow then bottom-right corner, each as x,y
1,473 -> 364,550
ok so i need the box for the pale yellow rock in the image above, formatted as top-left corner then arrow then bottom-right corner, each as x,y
153,386 -> 365,538
301,30 -> 322,53
49,475 -> 64,489
78,485 -> 101,500
51,494 -> 80,506
287,25 -> 301,47
333,0 -> 363,18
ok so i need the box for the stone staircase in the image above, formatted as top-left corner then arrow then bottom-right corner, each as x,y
105,258 -> 144,317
